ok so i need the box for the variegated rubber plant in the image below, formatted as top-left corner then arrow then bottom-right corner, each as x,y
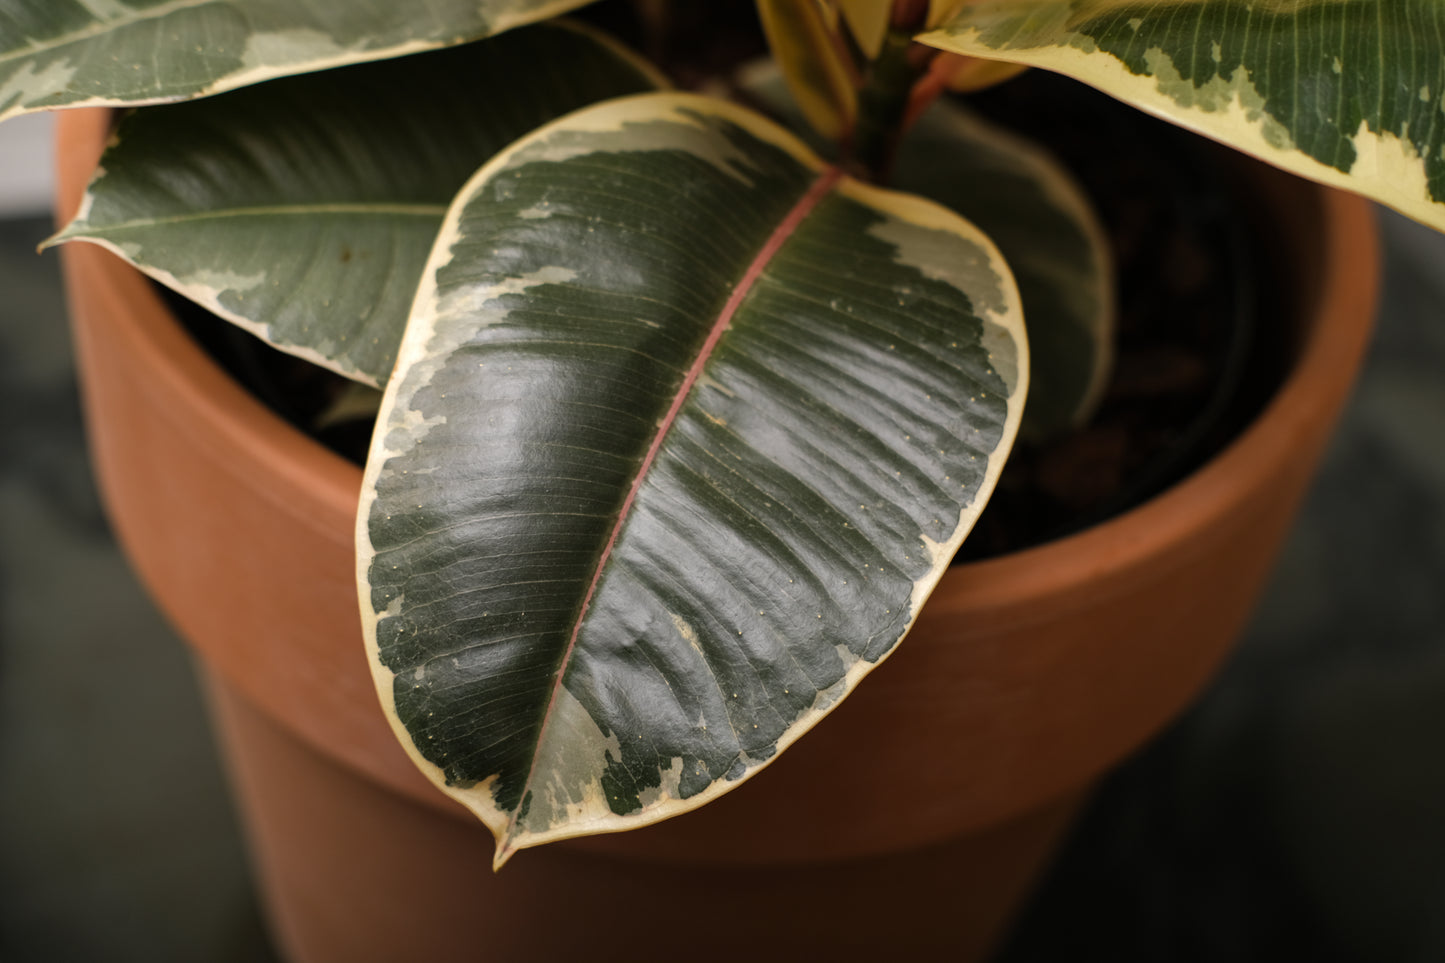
5,0 -> 1438,866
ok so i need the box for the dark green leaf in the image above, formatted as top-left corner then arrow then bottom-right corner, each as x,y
358,92 -> 1028,863
49,22 -> 662,385
0,0 -> 598,120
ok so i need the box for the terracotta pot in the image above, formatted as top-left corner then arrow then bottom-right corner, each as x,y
55,106 -> 1378,962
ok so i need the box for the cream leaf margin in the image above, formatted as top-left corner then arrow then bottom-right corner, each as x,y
0,0 -> 597,122
355,91 -> 1027,869
920,3 -> 1445,232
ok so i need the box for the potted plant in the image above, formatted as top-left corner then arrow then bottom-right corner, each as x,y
5,0 -> 1404,958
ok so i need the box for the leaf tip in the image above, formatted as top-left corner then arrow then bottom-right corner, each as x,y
492,835 -> 521,873
36,228 -> 72,255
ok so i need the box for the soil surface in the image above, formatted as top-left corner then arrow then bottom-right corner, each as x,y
954,71 -> 1287,560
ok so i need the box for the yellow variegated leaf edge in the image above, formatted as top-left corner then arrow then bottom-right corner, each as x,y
921,0 -> 1445,233
41,20 -> 667,388
757,0 -> 859,141
0,0 -> 599,123
356,91 -> 1028,867
902,99 -> 1114,435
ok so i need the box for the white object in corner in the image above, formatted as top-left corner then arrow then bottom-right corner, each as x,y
0,113 -> 56,217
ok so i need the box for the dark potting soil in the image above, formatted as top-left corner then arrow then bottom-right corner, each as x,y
954,70 -> 1288,560
163,70 -> 1287,565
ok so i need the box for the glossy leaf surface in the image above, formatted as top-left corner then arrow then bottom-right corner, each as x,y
745,62 -> 1112,436
0,0 -> 596,122
358,92 -> 1027,864
49,24 -> 661,385
922,0 -> 1445,231
757,0 -> 858,140
937,52 -> 1030,93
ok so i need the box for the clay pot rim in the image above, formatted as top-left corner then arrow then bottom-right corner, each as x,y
53,107 -> 1378,621
940,180 -> 1377,617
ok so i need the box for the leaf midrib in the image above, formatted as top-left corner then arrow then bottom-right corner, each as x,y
68,202 -> 449,233
497,164 -> 845,859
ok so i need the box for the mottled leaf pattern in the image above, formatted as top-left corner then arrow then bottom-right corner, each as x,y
893,100 -> 1113,437
358,92 -> 1027,863
0,0 -> 596,121
48,23 -> 661,385
922,0 -> 1445,231
745,63 -> 1112,436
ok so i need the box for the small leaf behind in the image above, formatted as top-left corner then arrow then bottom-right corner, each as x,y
893,100 -> 1114,437
757,0 -> 859,140
0,0 -> 598,122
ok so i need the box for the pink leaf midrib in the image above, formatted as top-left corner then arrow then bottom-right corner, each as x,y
500,165 -> 844,851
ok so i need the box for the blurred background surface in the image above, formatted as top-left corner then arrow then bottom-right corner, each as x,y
1,110 -> 1442,962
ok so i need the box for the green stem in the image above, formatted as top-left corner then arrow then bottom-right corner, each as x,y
848,30 -> 929,184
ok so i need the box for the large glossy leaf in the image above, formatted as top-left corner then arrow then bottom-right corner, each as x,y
921,0 -> 1445,231
47,23 -> 662,386
0,0 -> 597,123
358,91 -> 1028,864
743,62 -> 1112,437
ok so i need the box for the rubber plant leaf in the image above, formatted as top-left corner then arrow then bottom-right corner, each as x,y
924,1 -> 1030,93
920,0 -> 1445,232
358,91 -> 1028,867
937,53 -> 1030,93
0,0 -> 598,123
757,0 -> 859,141
47,23 -> 662,387
743,62 -> 1111,437
893,99 -> 1112,437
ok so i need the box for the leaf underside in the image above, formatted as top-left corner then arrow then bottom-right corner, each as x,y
49,23 -> 660,385
0,0 -> 597,122
837,0 -> 888,59
358,92 -> 1027,865
924,0 -> 1445,232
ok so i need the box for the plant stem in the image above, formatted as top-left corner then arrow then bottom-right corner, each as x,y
902,50 -> 958,131
848,30 -> 933,184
